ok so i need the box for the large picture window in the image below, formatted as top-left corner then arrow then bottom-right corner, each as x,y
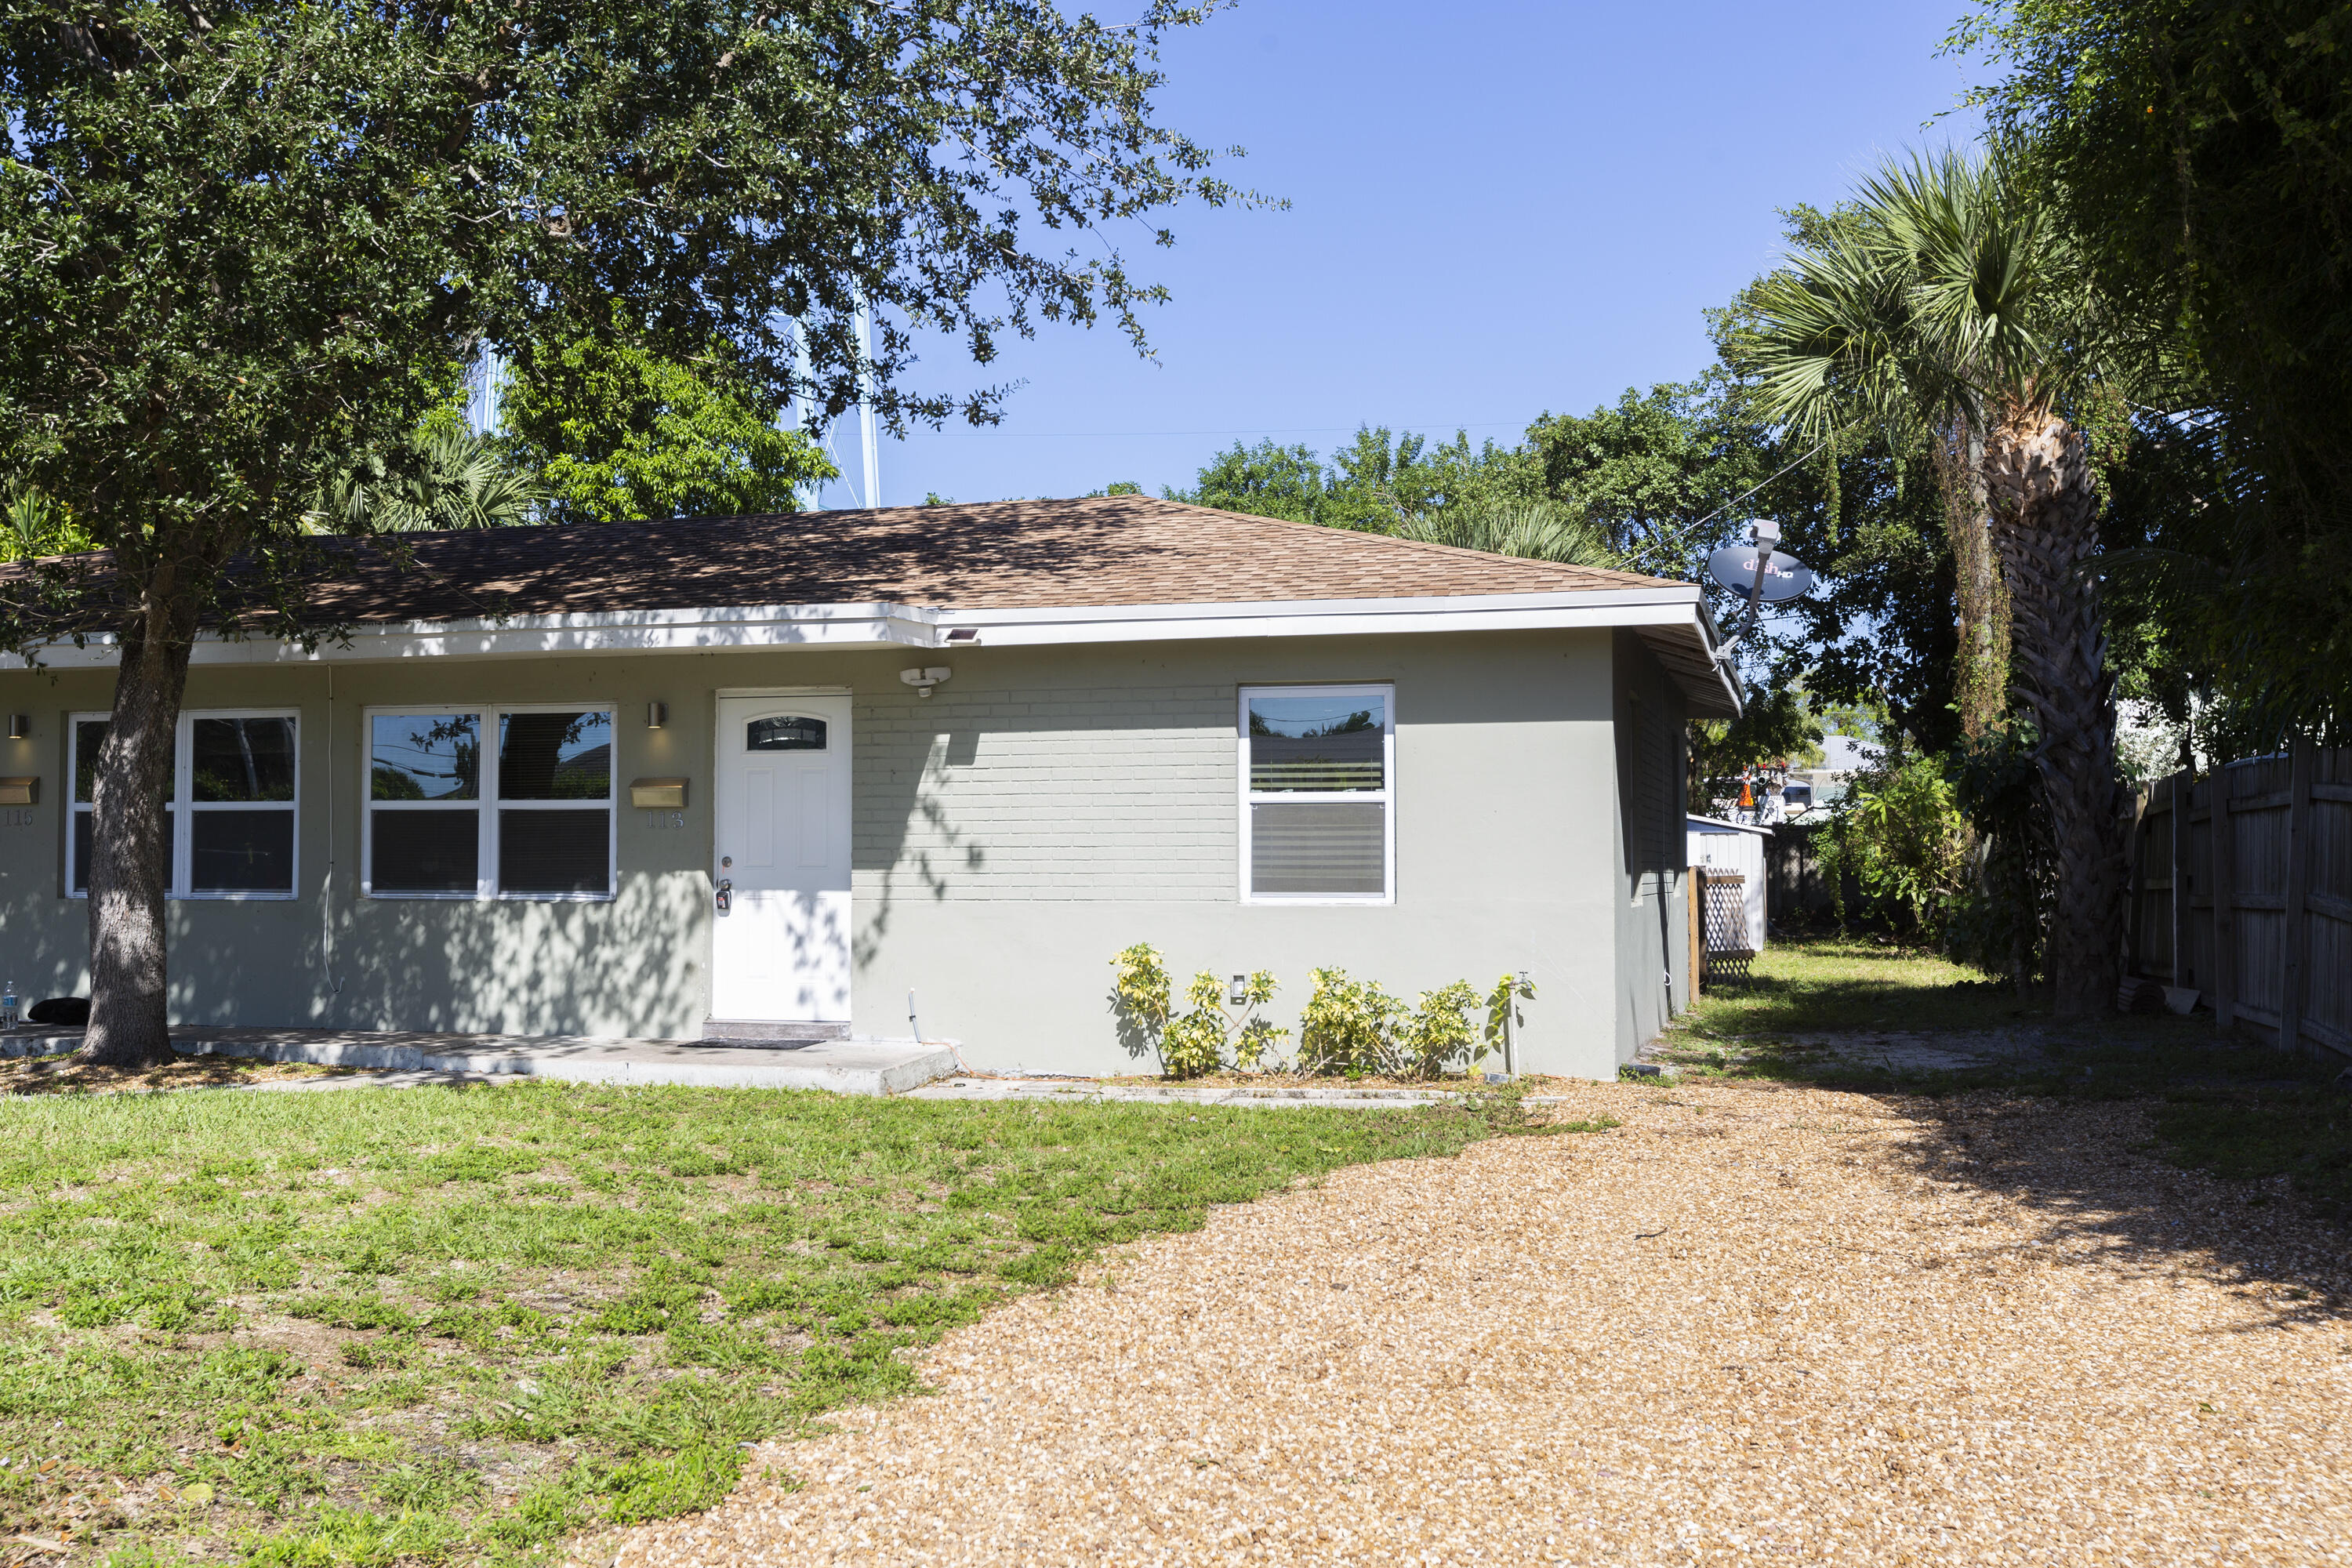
365,707 -> 613,898
1239,684 -> 1394,903
69,710 -> 299,898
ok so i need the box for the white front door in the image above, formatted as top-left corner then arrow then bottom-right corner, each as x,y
710,695 -> 853,1022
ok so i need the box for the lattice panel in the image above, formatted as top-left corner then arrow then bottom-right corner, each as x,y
1704,872 -> 1752,985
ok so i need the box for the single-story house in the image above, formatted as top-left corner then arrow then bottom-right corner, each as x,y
0,496 -> 1738,1078
1686,815 -> 1770,953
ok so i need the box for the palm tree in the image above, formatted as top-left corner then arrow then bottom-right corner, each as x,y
1748,148 -> 2127,1018
308,426 -> 543,534
1392,499 -> 1621,569
2,477 -> 95,558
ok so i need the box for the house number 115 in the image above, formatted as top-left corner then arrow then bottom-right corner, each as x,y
643,811 -> 687,830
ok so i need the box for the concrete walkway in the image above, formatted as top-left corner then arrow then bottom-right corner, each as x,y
9,1027 -> 958,1095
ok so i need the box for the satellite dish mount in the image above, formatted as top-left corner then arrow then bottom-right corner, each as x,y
1707,519 -> 1814,656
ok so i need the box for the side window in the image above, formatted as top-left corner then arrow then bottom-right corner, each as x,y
1240,685 -> 1393,902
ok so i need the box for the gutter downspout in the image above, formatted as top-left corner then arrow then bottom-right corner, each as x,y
321,666 -> 341,1002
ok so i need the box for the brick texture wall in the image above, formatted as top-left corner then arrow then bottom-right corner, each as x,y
854,683 -> 1236,900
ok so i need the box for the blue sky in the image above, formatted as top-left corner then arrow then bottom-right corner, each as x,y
815,0 -> 1984,510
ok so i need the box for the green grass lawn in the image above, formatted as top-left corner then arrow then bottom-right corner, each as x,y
1677,938 -> 2041,1035
1657,936 -> 2352,1218
0,1084 -> 1515,1566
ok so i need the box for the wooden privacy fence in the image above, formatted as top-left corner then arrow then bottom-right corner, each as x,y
2126,746 -> 2352,1054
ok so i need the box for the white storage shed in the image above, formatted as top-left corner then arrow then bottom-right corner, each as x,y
1686,815 -> 1770,953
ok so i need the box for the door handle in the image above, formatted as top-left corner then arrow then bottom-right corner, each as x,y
715,877 -> 732,914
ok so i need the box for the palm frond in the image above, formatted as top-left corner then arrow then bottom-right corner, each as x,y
307,426 -> 543,535
1748,147 -> 2111,441
1392,499 -> 1621,569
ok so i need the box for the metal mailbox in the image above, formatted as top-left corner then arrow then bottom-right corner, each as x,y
629,777 -> 688,811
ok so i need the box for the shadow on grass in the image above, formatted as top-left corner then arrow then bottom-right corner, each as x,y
1683,938 -> 2048,1035
0,1049 -> 340,1096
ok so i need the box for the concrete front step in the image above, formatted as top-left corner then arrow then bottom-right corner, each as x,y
701,1018 -> 851,1044
149,1028 -> 956,1094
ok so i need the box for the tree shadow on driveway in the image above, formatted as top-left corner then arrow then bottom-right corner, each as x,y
1710,1025 -> 2352,1327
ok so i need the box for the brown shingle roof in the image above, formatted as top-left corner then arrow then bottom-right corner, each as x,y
2,495 -> 1734,713
295,494 -> 1682,621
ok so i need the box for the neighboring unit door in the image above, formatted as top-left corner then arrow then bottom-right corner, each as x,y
711,695 -> 853,1022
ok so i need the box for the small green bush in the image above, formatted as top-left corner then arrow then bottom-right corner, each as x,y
1300,969 -> 1490,1079
1110,945 -> 1286,1078
1115,946 -> 1535,1081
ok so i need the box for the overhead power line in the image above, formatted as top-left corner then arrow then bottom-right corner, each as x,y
916,419 -> 1531,440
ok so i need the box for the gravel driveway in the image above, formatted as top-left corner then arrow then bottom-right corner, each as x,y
597,1078 -> 2351,1565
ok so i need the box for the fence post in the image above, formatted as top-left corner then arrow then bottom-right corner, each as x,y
2125,786 -> 2150,975
2170,768 -> 2190,989
2212,764 -> 2237,1029
1687,864 -> 1703,1002
2281,746 -> 2314,1051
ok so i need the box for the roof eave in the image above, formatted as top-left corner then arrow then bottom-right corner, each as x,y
0,586 -> 1744,717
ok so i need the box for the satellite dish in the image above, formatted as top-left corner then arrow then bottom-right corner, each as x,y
1708,545 -> 1813,604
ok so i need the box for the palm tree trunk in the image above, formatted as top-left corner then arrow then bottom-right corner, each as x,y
1982,408 -> 2124,1018
77,588 -> 199,1068
1943,412 -> 2010,739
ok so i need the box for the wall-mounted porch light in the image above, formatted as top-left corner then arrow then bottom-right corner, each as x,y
899,666 -> 952,699
5,716 -> 27,741
647,702 -> 668,730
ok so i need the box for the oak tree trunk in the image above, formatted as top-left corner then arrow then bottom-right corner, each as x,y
1982,408 -> 2125,1018
76,590 -> 199,1068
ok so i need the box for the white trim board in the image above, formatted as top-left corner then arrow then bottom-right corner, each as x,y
2,586 -> 1739,713
712,685 -> 855,699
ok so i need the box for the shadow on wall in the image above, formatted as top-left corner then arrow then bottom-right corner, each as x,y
772,890 -> 849,1018
0,901 -> 94,1007
720,887 -> 851,1018
313,869 -> 709,1036
853,728 -> 985,975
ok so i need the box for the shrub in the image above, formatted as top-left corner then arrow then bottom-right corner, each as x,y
1483,972 -> 1536,1063
1299,968 -> 1515,1080
1398,980 -> 1481,1078
1117,948 -> 1534,1081
1297,967 -> 1405,1075
1817,752 -> 1974,938
1109,945 -> 1287,1079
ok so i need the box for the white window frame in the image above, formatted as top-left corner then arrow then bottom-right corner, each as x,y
361,704 -> 616,902
67,708 -> 302,901
1237,682 -> 1396,906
